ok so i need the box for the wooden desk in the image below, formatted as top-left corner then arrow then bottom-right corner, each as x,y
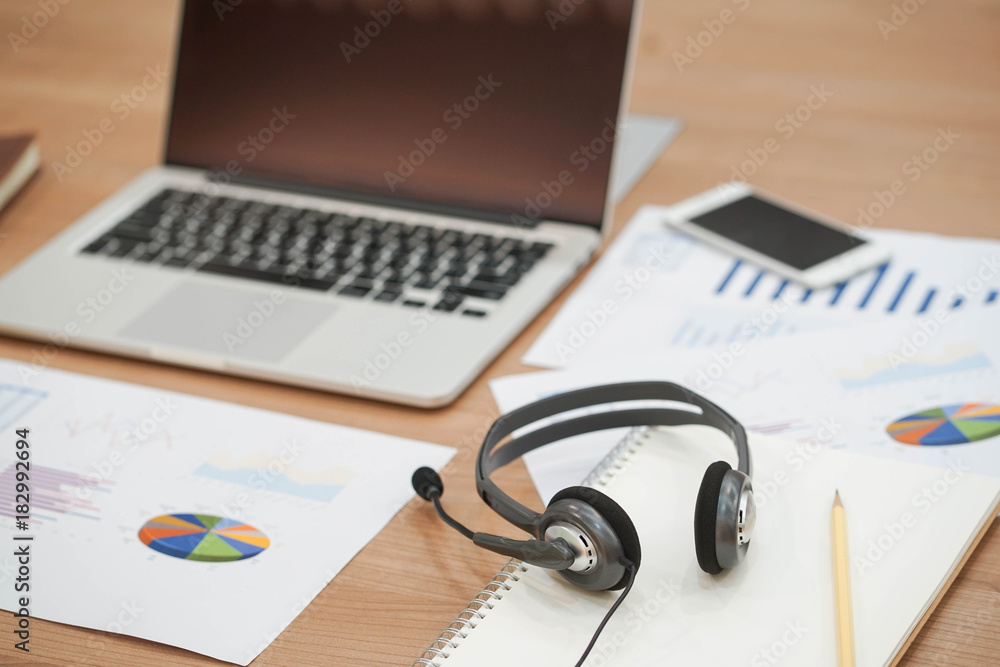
1,0 -> 998,664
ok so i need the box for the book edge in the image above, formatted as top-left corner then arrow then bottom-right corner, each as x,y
0,138 -> 40,213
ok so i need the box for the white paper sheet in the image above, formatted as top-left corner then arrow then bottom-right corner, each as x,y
0,361 -> 453,664
496,309 -> 1000,503
523,203 -> 1000,369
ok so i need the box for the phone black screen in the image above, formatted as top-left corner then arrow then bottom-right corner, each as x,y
688,195 -> 865,270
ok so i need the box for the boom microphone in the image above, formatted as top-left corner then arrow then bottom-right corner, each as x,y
411,466 -> 575,569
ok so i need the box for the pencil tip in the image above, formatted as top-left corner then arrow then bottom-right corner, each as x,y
834,489 -> 843,507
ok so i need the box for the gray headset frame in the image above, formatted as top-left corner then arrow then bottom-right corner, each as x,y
476,381 -> 752,538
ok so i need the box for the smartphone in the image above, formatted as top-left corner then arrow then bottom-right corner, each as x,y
664,183 -> 891,289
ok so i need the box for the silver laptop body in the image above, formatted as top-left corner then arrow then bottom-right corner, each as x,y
0,0 -> 641,407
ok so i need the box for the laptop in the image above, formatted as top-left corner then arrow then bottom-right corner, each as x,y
0,0 -> 640,407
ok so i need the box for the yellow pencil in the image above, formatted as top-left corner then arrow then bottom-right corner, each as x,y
832,490 -> 855,667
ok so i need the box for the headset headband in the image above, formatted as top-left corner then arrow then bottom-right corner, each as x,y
476,381 -> 751,536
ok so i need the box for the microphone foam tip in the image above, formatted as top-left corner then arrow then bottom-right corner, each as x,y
412,466 -> 443,501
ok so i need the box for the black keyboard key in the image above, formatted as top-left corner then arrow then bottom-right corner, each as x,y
282,273 -> 339,292
338,283 -> 371,298
138,248 -> 166,262
293,255 -> 321,271
457,248 -> 483,263
322,266 -> 347,282
462,309 -> 487,318
201,261 -> 336,291
374,289 -> 402,303
81,235 -> 113,254
137,196 -> 177,215
473,271 -> 520,287
122,211 -> 162,227
333,244 -> 355,259
111,223 -> 156,243
388,254 -> 412,268
451,282 -> 508,300
108,239 -> 139,257
402,299 -> 426,308
482,253 -> 510,270
412,274 -> 440,290
384,268 -> 413,283
199,261 -> 284,285
433,292 -> 464,312
312,265 -> 344,281
513,259 -> 536,275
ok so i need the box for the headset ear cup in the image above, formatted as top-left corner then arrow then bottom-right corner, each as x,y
549,486 -> 641,589
694,461 -> 732,575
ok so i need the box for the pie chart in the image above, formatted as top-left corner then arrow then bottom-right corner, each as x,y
138,513 -> 269,562
886,403 -> 1000,446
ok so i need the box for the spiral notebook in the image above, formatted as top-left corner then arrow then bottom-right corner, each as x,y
414,425 -> 1000,667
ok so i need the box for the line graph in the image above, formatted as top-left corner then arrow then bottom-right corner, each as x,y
194,451 -> 353,502
834,344 -> 992,391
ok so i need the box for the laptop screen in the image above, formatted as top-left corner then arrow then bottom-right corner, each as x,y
165,0 -> 635,229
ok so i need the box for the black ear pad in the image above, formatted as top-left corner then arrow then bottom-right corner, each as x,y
694,461 -> 731,575
550,486 -> 641,589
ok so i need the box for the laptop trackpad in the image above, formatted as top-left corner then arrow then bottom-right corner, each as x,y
120,282 -> 333,362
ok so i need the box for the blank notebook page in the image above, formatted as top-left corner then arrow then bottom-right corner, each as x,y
430,426 -> 1000,667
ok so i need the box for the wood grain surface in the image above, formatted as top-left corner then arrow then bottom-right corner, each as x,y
0,0 -> 997,665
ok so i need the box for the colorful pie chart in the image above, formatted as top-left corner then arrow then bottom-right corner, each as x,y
886,403 -> 1000,446
138,513 -> 269,562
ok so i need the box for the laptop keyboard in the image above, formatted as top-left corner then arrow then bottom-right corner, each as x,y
80,189 -> 554,316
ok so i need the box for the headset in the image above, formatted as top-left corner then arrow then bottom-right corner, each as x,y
412,382 -> 757,666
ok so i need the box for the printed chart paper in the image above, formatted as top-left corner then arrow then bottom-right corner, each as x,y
0,362 -> 454,664
498,310 -> 1000,503
524,204 -> 1000,369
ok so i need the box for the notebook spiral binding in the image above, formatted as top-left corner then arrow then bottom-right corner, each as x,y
412,426 -> 651,666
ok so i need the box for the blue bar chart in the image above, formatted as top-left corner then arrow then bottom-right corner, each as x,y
714,257 -> 998,316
